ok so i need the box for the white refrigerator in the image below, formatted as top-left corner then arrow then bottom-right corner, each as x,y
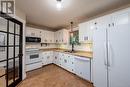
93,9 -> 130,87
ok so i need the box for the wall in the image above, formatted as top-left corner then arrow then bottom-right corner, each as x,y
15,7 -> 26,21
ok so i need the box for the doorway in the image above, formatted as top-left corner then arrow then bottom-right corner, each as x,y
0,12 -> 23,87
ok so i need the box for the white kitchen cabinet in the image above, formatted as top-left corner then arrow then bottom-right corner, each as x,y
53,52 -> 58,64
64,54 -> 75,73
26,26 -> 55,43
79,19 -> 97,43
41,51 -> 53,66
54,29 -> 69,44
53,52 -> 60,65
75,57 -> 91,81
40,30 -> 54,43
40,30 -> 47,43
26,27 -> 41,37
79,22 -> 88,42
60,53 -> 68,69
58,52 -> 64,67
41,51 -> 91,81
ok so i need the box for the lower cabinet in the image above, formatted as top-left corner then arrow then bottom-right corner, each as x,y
65,54 -> 75,73
41,51 -> 53,65
75,57 -> 91,81
41,51 -> 91,81
53,52 -> 59,65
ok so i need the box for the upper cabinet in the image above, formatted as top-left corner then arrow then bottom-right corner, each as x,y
26,27 -> 55,43
26,27 -> 41,37
26,27 -> 68,44
79,20 -> 96,43
79,8 -> 130,44
110,8 -> 130,28
40,30 -> 54,43
54,29 -> 69,44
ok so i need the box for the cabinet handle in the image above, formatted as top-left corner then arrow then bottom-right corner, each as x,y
64,59 -> 67,63
55,57 -> 57,59
112,23 -> 114,27
108,24 -> 111,27
84,36 -> 88,40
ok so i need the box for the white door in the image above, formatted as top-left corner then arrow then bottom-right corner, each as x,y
108,10 -> 130,87
93,16 -> 110,87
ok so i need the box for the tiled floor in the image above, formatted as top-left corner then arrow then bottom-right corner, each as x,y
18,64 -> 94,87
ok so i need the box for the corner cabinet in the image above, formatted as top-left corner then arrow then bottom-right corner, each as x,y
41,51 -> 54,65
40,30 -> 54,43
54,29 -> 69,44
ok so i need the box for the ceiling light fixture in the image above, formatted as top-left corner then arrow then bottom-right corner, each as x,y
56,0 -> 62,10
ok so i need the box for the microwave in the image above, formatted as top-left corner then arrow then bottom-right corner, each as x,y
26,37 -> 41,42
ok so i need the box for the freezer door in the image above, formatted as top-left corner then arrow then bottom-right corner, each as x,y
108,10 -> 130,87
93,27 -> 108,87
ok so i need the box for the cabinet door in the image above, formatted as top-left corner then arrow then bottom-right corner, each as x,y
75,57 -> 91,81
62,29 -> 69,43
54,32 -> 58,43
53,52 -> 58,64
26,27 -> 33,36
108,9 -> 130,87
26,27 -> 40,37
41,30 -> 45,43
58,30 -> 62,43
41,52 -> 46,66
50,32 -> 54,43
41,52 -> 47,65
58,53 -> 63,67
35,29 -> 40,37
79,22 -> 89,42
63,54 -> 69,70
68,55 -> 75,73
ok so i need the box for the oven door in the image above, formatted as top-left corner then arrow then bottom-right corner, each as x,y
26,52 -> 41,64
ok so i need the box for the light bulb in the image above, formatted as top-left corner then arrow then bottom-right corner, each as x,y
56,0 -> 62,10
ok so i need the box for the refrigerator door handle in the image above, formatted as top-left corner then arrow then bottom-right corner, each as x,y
104,42 -> 107,66
108,42 -> 112,67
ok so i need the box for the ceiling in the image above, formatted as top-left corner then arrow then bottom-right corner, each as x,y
16,0 -> 130,30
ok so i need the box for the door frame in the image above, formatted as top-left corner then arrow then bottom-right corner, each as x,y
0,11 -> 23,87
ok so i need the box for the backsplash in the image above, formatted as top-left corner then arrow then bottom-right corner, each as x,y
57,43 -> 93,52
26,43 -> 92,52
26,43 -> 56,49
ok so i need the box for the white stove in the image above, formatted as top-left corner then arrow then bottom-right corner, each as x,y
26,48 -> 42,72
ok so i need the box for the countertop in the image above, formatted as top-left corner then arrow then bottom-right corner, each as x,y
39,48 -> 93,59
